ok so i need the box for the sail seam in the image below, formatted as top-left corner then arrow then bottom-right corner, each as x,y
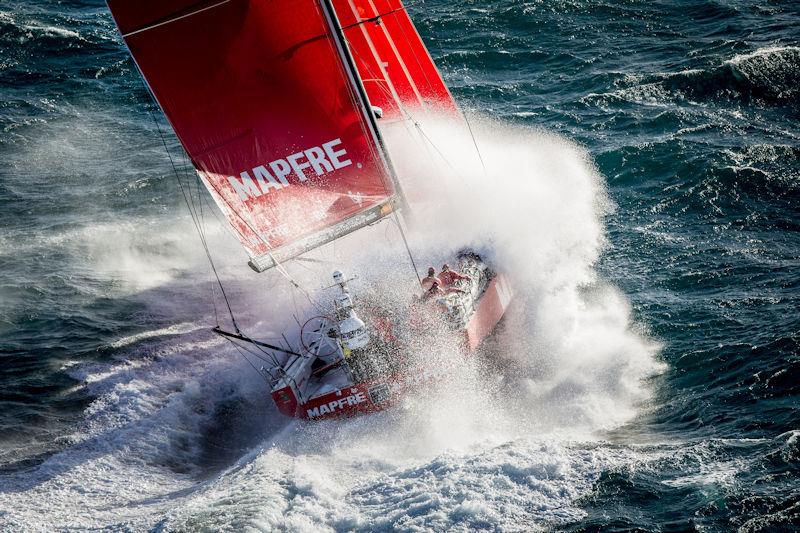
121,0 -> 231,38
366,0 -> 426,106
345,0 -> 407,113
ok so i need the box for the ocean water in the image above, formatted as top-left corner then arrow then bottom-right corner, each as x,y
1,1 -> 799,531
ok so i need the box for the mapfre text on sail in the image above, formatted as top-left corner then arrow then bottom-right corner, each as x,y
226,138 -> 353,201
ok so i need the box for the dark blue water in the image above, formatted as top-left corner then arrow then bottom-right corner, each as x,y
1,1 -> 798,531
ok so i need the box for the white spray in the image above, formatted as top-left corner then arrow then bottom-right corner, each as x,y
0,111 -> 666,531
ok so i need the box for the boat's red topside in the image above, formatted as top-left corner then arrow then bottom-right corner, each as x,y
272,273 -> 512,421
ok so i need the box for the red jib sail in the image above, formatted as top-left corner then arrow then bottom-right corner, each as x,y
332,0 -> 458,120
107,0 -> 397,271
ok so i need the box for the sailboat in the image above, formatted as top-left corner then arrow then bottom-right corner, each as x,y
107,0 -> 513,420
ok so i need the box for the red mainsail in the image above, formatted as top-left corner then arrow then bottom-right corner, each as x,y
332,0 -> 458,120
107,0 -> 397,270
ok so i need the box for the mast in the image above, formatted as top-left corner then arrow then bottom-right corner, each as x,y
320,0 -> 433,284
319,0 -> 410,214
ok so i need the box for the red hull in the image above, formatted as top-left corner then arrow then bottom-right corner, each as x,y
273,274 -> 513,421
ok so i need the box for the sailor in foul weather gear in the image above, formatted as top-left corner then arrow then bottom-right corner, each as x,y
438,263 -> 469,287
421,266 -> 441,291
423,280 -> 445,300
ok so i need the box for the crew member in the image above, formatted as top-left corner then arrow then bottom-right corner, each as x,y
422,280 -> 444,301
438,263 -> 470,287
421,267 -> 440,291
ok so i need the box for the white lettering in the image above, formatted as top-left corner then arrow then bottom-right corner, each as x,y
228,172 -> 262,201
305,147 -> 334,175
229,139 -> 354,202
252,165 -> 283,193
287,152 -> 312,182
305,391 -> 369,419
269,159 -> 292,185
322,138 -> 352,170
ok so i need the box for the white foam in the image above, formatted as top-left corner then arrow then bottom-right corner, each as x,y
0,331 -> 264,531
725,45 -> 800,67
154,114 -> 665,529
23,24 -> 81,40
1,115 -> 665,530
109,322 -> 204,349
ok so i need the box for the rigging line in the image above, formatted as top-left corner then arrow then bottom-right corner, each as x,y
197,179 -> 236,255
345,56 -> 472,291
346,38 -> 462,186
182,160 -> 326,313
343,45 -> 430,285
340,6 -> 403,31
391,1 -> 438,110
392,212 -> 422,285
186,162 -> 219,323
219,327 -> 288,368
346,43 -> 443,209
194,170 -> 221,328
396,3 -> 490,178
225,338 -> 271,383
412,120 -> 470,186
348,42 -> 411,123
463,112 -> 488,176
149,24 -> 374,309
139,78 -> 241,333
231,338 -> 273,365
272,254 -> 327,315
229,336 -> 281,367
235,327 -> 290,364
338,1 -> 426,32
194,171 -> 236,327
345,10 -> 406,109
173,145 -> 219,325
209,278 -> 219,328
122,0 -> 232,38
325,0 -> 403,208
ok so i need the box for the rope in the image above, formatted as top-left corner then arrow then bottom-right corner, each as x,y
402,3 -> 490,178
134,79 -> 330,317
139,77 -> 328,330
393,212 -> 422,285
225,338 -> 272,384
463,112 -> 488,176
345,29 -> 471,190
139,79 -> 242,333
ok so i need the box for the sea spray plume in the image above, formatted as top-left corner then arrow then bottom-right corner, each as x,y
0,112 -> 665,530
289,112 -> 663,439
354,113 -> 666,435
44,105 -> 664,441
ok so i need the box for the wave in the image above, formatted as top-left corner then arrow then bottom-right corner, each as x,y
0,114 -> 664,530
0,11 -> 84,45
588,46 -> 800,108
108,322 -> 206,349
0,328 -> 272,530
